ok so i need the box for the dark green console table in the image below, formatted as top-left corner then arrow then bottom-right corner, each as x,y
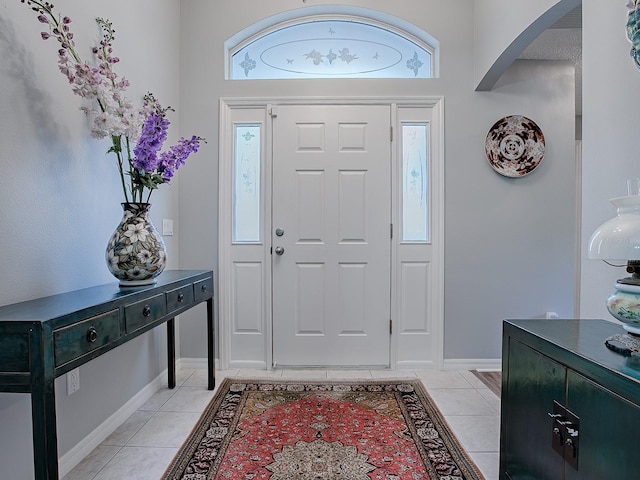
0,270 -> 214,480
501,319 -> 640,479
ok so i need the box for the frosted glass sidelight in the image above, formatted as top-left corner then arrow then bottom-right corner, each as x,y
402,124 -> 429,242
231,19 -> 433,79
234,125 -> 261,242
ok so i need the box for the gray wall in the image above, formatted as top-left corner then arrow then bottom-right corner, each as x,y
0,0 -> 181,477
177,0 -> 578,362
580,0 -> 640,320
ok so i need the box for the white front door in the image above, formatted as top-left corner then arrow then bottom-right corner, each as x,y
271,105 -> 392,367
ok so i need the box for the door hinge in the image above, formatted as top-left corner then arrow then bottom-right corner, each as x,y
390,319 -> 393,335
390,223 -> 393,239
390,126 -> 393,142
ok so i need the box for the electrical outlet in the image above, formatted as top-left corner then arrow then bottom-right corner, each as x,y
67,368 -> 80,395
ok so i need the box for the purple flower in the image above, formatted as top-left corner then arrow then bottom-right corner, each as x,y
132,113 -> 170,172
158,136 -> 202,180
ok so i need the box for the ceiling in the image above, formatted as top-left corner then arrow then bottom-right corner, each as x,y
518,4 -> 582,115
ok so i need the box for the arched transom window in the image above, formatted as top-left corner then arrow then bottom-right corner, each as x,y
229,16 -> 436,80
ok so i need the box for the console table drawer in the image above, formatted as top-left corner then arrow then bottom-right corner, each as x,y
124,294 -> 166,333
166,285 -> 194,315
194,277 -> 213,303
54,309 -> 121,367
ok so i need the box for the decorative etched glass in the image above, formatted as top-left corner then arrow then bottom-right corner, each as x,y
402,124 -> 429,242
234,125 -> 261,242
231,19 -> 433,80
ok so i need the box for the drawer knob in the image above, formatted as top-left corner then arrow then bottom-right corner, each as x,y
177,293 -> 185,302
86,326 -> 98,343
142,305 -> 152,317
201,284 -> 208,293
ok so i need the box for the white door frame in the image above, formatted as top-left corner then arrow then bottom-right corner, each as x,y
218,96 -> 445,370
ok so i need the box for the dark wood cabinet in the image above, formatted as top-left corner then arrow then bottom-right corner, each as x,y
0,270 -> 214,480
500,319 -> 640,479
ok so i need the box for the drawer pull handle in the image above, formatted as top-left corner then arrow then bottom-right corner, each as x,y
142,305 -> 152,317
86,327 -> 98,343
177,293 -> 185,302
201,284 -> 208,293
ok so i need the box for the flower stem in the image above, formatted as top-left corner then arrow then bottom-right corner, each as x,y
112,136 -> 129,203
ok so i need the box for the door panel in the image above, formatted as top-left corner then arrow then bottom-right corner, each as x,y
272,105 -> 391,367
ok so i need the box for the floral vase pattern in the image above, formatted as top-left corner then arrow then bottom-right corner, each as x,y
106,203 -> 166,286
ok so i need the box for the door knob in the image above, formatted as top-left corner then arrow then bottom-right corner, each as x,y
274,246 -> 285,255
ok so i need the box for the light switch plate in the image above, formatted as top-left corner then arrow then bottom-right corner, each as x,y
162,219 -> 174,236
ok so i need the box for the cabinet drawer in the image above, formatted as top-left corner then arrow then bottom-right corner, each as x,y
166,285 -> 194,315
124,294 -> 166,333
194,277 -> 213,303
54,309 -> 121,367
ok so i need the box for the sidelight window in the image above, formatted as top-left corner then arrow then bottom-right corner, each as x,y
233,124 -> 261,243
402,123 -> 429,242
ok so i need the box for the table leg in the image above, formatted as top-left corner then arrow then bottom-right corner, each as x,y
207,298 -> 215,390
167,318 -> 176,389
31,378 -> 58,479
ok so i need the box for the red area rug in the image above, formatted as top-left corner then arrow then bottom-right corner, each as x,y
162,378 -> 485,480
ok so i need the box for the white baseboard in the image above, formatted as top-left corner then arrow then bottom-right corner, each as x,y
395,360 -> 435,370
58,369 -> 168,478
228,360 -> 268,370
441,358 -> 502,371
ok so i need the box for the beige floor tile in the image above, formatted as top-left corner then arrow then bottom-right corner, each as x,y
326,369 -> 373,379
469,452 -> 500,480
170,368 -> 196,387
459,370 -> 490,388
369,369 -> 417,379
138,387 -> 177,412
477,387 -> 501,412
235,368 -> 284,379
415,369 -> 475,389
127,411 -> 201,448
62,446 -> 120,480
280,369 -> 328,379
181,368 -> 215,386
101,411 -> 155,447
159,386 -> 215,413
444,414 -> 501,452
92,446 -> 177,480
426,387 -> 497,416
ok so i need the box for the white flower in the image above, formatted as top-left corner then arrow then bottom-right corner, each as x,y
124,223 -> 149,243
137,249 -> 153,263
106,249 -> 119,268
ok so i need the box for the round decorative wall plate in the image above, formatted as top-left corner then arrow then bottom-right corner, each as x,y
485,115 -> 545,177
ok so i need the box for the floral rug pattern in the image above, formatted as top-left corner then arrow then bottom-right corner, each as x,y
162,379 -> 484,480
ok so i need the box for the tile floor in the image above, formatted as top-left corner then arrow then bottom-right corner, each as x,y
62,368 -> 501,480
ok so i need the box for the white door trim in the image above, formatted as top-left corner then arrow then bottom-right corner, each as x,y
218,96 -> 445,370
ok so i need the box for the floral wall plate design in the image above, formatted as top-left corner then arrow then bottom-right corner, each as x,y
485,115 -> 545,177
